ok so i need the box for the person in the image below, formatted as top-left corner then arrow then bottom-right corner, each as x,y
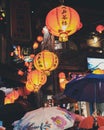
91,111 -> 99,130
0,102 -> 26,130
0,95 -> 34,130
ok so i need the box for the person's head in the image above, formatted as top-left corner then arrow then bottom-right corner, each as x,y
97,109 -> 101,115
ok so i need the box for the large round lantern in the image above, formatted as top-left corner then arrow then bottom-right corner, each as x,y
34,50 -> 59,75
45,5 -> 81,42
26,69 -> 47,92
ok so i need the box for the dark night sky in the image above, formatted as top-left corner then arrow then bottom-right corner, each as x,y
30,0 -> 104,10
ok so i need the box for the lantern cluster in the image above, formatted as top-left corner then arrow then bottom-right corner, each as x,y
25,50 -> 59,93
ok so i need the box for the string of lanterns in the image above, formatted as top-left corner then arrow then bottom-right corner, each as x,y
25,4 -> 82,92
10,3 -> 83,93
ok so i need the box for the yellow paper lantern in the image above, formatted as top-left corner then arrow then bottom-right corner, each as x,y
33,42 -> 39,49
27,69 -> 47,85
34,50 -> 59,75
4,97 -> 13,104
45,5 -> 82,42
26,81 -> 34,92
26,69 -> 47,92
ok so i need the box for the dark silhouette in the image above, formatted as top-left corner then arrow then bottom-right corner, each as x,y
0,90 -> 5,106
0,95 -> 35,130
0,102 -> 26,130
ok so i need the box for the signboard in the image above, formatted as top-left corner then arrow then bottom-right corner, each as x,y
10,0 -> 32,42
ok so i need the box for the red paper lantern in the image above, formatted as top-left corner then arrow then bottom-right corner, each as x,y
96,24 -> 104,33
46,5 -> 81,42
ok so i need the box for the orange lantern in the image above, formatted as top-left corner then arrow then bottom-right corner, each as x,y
96,24 -> 104,33
33,41 -> 39,49
8,90 -> 19,100
45,5 -> 81,42
37,35 -> 43,42
58,72 -> 68,91
4,96 -> 13,104
18,69 -> 24,76
58,72 -> 66,78
4,90 -> 19,104
26,69 -> 47,92
34,50 -> 59,75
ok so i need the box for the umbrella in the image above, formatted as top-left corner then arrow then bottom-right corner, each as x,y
13,106 -> 75,130
79,115 -> 104,129
52,92 -> 77,106
98,126 -> 104,130
64,73 -> 104,110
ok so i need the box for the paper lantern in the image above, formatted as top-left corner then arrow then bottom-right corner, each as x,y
58,72 -> 66,78
18,70 -> 24,76
28,70 -> 47,85
4,97 -> 13,104
8,90 -> 19,100
37,35 -> 43,42
34,50 -> 59,75
33,42 -> 39,49
46,5 -> 81,42
26,69 -> 47,92
96,24 -> 104,33
26,81 -> 34,92
58,72 -> 68,91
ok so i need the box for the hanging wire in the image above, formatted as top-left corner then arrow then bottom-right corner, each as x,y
59,0 -> 64,5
